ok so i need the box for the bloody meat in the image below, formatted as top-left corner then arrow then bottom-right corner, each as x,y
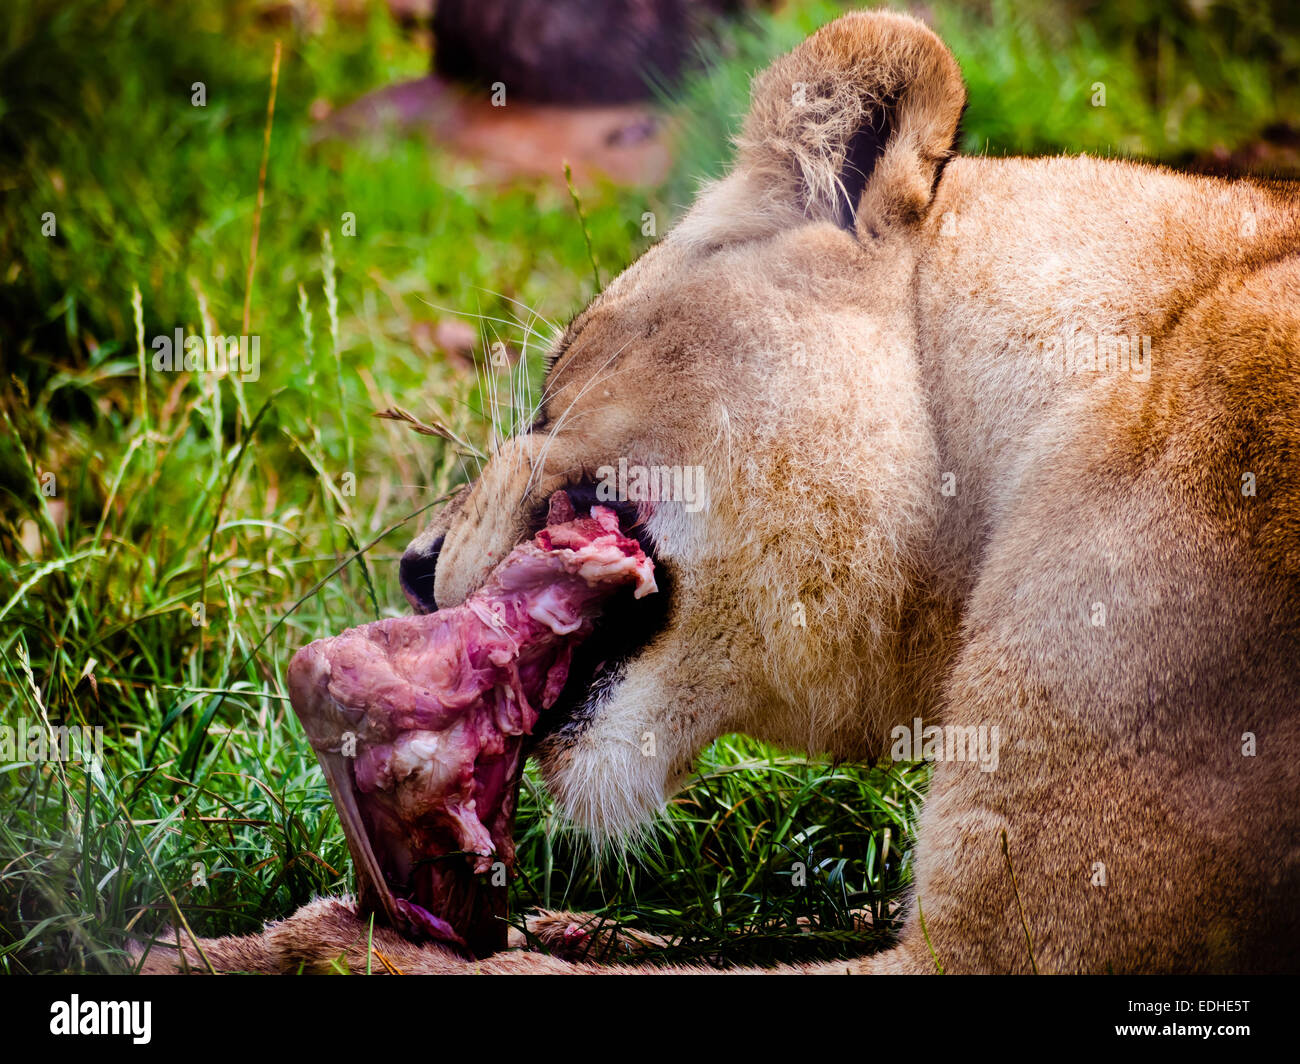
287,493 -> 655,956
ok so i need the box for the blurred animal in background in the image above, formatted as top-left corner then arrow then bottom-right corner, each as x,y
322,0 -> 770,185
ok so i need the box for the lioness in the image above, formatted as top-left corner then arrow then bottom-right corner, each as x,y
148,9 -> 1300,974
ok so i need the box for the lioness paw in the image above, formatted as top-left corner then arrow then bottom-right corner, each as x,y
517,910 -> 668,962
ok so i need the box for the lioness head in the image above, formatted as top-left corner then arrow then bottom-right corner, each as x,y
401,11 -> 966,840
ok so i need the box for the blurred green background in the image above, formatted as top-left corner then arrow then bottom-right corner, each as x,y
1,0 -> 1296,972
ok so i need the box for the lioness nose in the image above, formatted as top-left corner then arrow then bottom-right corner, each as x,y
400,534 -> 444,614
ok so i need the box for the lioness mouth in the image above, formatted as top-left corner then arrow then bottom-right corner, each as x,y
287,491 -> 659,956
526,481 -> 674,748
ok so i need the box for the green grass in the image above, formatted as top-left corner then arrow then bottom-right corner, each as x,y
1,0 -> 1296,973
667,0 -> 1300,203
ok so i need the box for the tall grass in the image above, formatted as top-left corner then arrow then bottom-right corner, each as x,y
0,0 -> 662,973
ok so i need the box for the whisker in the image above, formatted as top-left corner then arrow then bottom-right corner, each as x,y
473,286 -> 561,336
417,298 -> 555,347
523,334 -> 635,504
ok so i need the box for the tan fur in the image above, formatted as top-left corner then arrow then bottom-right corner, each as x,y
170,10 -> 1299,974
132,899 -> 822,974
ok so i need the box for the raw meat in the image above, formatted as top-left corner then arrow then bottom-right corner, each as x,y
287,493 -> 656,956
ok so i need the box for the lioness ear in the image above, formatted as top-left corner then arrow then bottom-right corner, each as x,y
678,11 -> 965,245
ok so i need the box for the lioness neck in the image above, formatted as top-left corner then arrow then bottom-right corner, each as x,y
913,154 -> 1300,600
